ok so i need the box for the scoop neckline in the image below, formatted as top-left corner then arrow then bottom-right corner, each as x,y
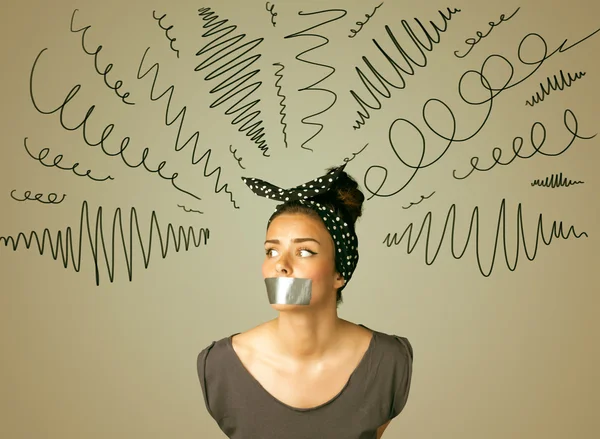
227,324 -> 376,412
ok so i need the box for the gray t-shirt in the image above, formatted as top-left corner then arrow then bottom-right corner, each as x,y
196,324 -> 413,439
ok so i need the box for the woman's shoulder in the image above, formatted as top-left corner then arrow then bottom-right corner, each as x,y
359,323 -> 413,360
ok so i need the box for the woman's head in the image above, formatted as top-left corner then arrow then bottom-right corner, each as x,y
262,166 -> 365,306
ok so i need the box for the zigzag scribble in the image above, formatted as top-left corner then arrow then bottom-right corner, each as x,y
0,201 -> 210,286
284,8 -> 347,151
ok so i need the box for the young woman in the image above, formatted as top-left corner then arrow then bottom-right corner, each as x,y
197,164 -> 413,438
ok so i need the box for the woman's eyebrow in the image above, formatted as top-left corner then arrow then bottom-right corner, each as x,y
264,238 -> 321,245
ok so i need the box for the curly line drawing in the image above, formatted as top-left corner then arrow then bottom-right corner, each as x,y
284,8 -> 347,151
383,199 -> 587,276
196,7 -> 270,156
0,201 -> 210,286
402,191 -> 435,209
273,62 -> 289,148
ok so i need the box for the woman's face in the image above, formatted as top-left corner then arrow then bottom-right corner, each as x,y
262,212 -> 344,308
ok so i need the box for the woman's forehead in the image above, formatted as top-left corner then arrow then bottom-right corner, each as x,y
266,213 -> 328,239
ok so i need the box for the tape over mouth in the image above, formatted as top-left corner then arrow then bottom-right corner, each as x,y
264,277 -> 312,305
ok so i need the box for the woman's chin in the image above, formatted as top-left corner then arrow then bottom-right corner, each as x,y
270,302 -> 311,312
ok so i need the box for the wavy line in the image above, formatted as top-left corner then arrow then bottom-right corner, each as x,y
383,199 -> 587,277
136,48 -> 239,208
531,173 -> 584,188
229,144 -> 246,169
23,137 -> 114,182
402,191 -> 435,209
177,204 -> 204,214
343,143 -> 369,163
152,10 -> 180,58
349,7 -> 461,130
266,2 -> 278,27
284,8 -> 347,151
10,190 -> 66,204
0,201 -> 210,286
195,7 -> 270,157
525,70 -> 586,107
272,62 -> 289,148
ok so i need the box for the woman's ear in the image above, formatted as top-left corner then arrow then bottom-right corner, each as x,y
333,273 -> 345,290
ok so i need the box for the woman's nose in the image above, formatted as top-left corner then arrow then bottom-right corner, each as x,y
275,256 -> 292,275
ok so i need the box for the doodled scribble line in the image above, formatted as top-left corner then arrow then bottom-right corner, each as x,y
30,48 -> 204,203
10,190 -> 66,204
0,201 -> 210,286
525,70 -> 586,107
284,8 -> 347,151
349,2 -> 383,38
196,7 -> 270,157
229,144 -> 246,169
383,199 -> 587,277
343,143 -> 369,163
266,2 -> 278,27
454,7 -> 520,58
136,48 -> 239,208
531,173 -> 584,188
23,137 -> 114,182
272,62 -> 289,148
350,7 -> 461,130
153,10 -> 180,58
453,109 -> 595,180
402,191 -> 435,209
177,204 -> 204,214
70,10 -> 135,105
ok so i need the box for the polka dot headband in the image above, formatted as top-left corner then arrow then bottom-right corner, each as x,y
241,164 -> 359,288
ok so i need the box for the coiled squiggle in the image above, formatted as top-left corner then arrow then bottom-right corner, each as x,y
196,7 -> 270,157
382,199 -> 587,276
525,70 -> 586,107
0,201 -> 210,286
272,62 -> 289,148
531,173 -> 584,188
284,8 -> 347,151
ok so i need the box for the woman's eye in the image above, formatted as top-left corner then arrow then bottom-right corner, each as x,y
298,249 -> 315,257
265,248 -> 278,257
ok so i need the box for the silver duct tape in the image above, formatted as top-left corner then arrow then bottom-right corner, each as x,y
264,277 -> 312,305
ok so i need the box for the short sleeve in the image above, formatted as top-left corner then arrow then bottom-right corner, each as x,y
389,336 -> 413,419
196,341 -> 218,421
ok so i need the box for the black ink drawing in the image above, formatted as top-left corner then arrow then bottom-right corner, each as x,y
229,144 -> 246,169
10,190 -> 66,204
30,48 -> 203,203
350,7 -> 461,130
361,27 -> 600,199
402,191 -> 435,210
136,48 -> 240,208
343,143 -> 369,163
266,2 -> 278,27
454,7 -> 520,58
284,8 -> 347,151
453,109 -> 595,180
272,62 -> 289,148
23,137 -> 114,182
196,7 -> 270,157
531,173 -> 584,188
383,199 -> 587,277
178,204 -> 204,214
0,201 -> 210,286
349,2 -> 383,38
525,70 -> 586,107
153,10 -> 180,58
70,10 -> 135,105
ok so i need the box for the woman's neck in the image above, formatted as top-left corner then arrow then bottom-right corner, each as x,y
268,311 -> 348,361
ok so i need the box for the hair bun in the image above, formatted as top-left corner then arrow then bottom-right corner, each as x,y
321,166 -> 364,225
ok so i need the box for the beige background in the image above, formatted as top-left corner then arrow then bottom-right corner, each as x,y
1,0 -> 599,438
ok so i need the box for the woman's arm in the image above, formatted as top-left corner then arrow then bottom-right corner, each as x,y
376,420 -> 391,439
